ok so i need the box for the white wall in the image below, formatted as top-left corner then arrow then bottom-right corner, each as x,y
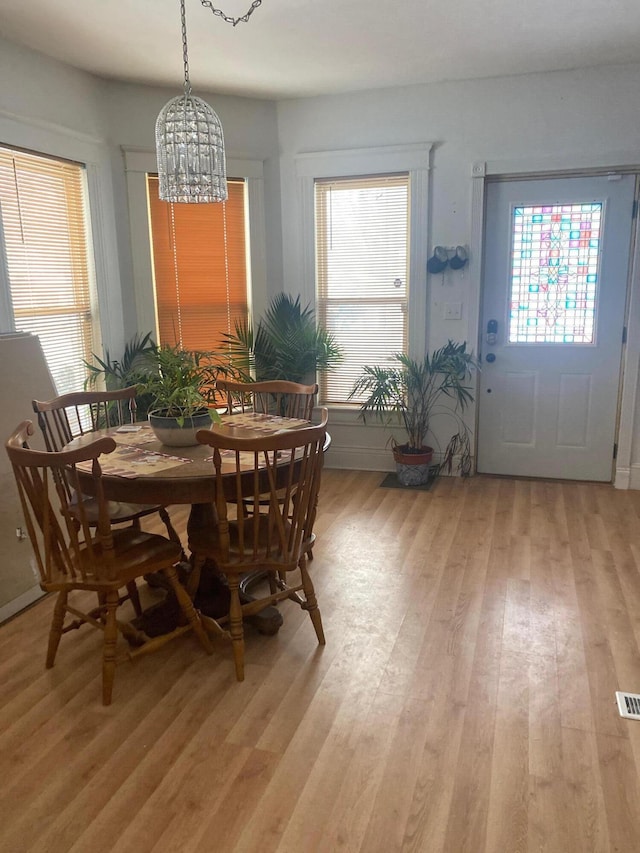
0,36 -> 125,354
3,33 -> 640,479
276,64 -> 640,473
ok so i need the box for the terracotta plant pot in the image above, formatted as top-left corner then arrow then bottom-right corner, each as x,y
392,444 -> 434,486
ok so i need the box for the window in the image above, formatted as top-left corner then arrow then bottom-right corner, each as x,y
509,202 -> 601,343
0,146 -> 98,394
315,174 -> 410,404
147,175 -> 249,351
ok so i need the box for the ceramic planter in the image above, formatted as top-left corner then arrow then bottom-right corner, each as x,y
148,408 -> 212,447
392,444 -> 434,486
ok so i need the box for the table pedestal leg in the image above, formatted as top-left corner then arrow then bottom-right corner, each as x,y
187,503 -> 283,635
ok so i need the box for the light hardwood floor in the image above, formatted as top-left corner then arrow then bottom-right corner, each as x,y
3,470 -> 640,852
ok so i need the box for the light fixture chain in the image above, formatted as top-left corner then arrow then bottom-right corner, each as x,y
180,0 -> 191,95
199,0 -> 263,27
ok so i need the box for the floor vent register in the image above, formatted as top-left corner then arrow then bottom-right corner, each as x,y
616,691 -> 640,720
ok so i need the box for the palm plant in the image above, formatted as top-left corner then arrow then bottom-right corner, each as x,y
351,340 -> 477,475
84,332 -> 156,391
219,292 -> 342,384
84,332 -> 158,421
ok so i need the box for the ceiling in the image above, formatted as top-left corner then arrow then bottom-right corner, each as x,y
1,0 -> 640,101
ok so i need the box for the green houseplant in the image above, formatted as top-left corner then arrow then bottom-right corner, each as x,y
219,292 -> 342,384
84,332 -> 156,391
136,344 -> 221,446
84,332 -> 158,421
351,340 -> 477,485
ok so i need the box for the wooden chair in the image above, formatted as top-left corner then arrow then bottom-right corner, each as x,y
32,388 -> 184,567
5,421 -> 212,705
215,380 -> 319,551
216,379 -> 317,420
191,409 -> 328,680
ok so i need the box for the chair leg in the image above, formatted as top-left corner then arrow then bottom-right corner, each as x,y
126,581 -> 143,617
102,589 -> 119,706
163,564 -> 213,655
299,556 -> 325,645
186,554 -> 205,600
159,507 -> 186,559
46,590 -> 68,668
227,576 -> 245,681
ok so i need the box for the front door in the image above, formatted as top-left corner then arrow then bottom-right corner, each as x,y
477,174 -> 636,481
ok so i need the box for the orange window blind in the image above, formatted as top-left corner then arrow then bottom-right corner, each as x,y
147,176 -> 248,351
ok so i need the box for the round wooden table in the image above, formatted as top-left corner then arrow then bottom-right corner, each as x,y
67,416 -> 330,633
67,415 -> 329,516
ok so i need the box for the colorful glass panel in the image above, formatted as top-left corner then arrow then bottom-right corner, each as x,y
508,202 -> 602,344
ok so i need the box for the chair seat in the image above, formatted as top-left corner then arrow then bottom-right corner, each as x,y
46,529 -> 183,590
189,513 -> 285,554
71,495 -> 167,526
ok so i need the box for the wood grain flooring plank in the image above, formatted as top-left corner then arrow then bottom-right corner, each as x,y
484,649 -> 529,853
3,472 -> 640,852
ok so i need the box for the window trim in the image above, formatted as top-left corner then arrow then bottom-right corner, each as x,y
315,172 -> 411,405
123,148 -> 266,343
0,110 -> 122,355
0,145 -> 101,393
295,143 -> 432,373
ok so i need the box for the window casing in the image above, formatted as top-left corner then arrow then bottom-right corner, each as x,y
0,145 -> 98,394
315,174 -> 410,404
147,175 -> 249,351
295,143 -> 431,413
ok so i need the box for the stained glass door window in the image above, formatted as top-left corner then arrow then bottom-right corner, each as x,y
508,202 -> 602,343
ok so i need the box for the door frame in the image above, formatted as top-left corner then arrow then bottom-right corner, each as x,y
469,156 -> 640,487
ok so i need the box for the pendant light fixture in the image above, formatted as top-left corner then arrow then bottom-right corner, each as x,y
155,0 -> 263,204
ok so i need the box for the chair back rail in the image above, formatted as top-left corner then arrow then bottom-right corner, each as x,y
216,379 -> 317,420
32,387 -> 137,451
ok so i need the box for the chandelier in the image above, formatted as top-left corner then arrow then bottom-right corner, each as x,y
156,0 -> 263,203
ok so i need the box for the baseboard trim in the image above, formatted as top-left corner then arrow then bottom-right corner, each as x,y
624,464 -> 640,491
0,584 -> 46,625
323,443 -> 471,475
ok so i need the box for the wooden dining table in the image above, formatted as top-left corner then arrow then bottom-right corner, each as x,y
67,412 -> 327,633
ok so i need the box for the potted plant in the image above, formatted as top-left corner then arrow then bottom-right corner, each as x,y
136,344 -> 221,446
219,292 -> 342,384
350,340 -> 477,486
84,332 -> 158,421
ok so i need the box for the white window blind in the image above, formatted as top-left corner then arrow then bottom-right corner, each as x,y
315,174 -> 410,404
0,146 -> 96,394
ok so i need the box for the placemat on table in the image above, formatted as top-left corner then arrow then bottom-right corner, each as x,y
225,412 -> 310,432
77,444 -> 193,478
113,424 -> 158,445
